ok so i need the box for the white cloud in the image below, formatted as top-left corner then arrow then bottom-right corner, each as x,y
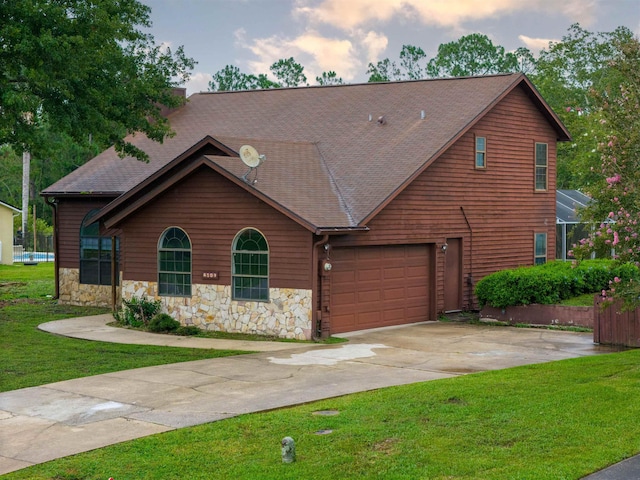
294,0 -> 599,30
358,30 -> 389,64
518,34 -> 554,53
185,72 -> 213,94
236,27 -> 364,82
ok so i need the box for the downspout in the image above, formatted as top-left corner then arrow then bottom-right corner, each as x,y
111,235 -> 117,312
44,196 -> 59,299
460,207 -> 474,309
312,234 -> 329,340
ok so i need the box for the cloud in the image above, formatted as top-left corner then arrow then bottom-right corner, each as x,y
294,0 -> 599,30
185,72 -> 213,94
236,27 -> 364,82
518,34 -> 554,53
358,30 -> 389,64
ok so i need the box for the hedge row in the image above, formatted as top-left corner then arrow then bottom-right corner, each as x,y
475,260 -> 639,309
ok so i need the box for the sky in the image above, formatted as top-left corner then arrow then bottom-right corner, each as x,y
143,0 -> 640,94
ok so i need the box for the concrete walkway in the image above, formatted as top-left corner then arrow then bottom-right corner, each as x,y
0,315 -> 631,477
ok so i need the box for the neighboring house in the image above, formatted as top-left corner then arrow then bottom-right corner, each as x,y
0,201 -> 20,265
556,189 -> 592,261
42,73 -> 570,339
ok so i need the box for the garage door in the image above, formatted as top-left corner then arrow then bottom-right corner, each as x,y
330,244 -> 433,334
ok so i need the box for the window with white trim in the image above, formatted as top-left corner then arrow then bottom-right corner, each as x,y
475,136 -> 486,169
535,142 -> 548,191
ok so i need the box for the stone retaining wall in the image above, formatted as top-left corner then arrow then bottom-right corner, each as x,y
480,303 -> 593,328
122,280 -> 313,340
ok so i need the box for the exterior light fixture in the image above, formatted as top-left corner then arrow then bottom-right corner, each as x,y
441,243 -> 448,252
323,261 -> 332,271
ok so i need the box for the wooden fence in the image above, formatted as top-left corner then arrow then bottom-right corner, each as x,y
594,296 -> 640,348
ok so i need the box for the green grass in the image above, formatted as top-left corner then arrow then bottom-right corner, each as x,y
559,292 -> 597,306
7,350 -> 640,479
0,263 -> 252,392
3,263 -> 640,479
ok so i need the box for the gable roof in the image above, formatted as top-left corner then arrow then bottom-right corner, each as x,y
0,201 -> 21,213
43,73 -> 570,232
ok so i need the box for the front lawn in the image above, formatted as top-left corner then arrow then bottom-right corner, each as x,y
0,263 -> 252,392
4,263 -> 640,479
6,348 -> 640,479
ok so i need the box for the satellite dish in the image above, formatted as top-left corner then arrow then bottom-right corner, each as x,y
239,145 -> 262,168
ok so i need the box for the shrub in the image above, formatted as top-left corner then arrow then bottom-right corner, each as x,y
120,296 -> 161,327
148,313 -> 180,333
176,325 -> 201,336
475,260 -> 639,309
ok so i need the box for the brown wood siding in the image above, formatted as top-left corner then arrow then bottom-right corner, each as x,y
119,167 -> 313,289
56,198 -> 118,268
330,85 -> 558,313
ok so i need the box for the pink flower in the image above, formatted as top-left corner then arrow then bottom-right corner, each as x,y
602,290 -> 607,297
608,212 -> 615,218
613,231 -> 620,246
614,277 -> 621,283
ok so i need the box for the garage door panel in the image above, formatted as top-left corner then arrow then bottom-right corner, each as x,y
358,290 -> 381,303
383,266 -> 405,279
332,270 -> 355,284
357,268 -> 381,280
383,287 -> 406,301
330,244 -> 433,334
332,292 -> 355,306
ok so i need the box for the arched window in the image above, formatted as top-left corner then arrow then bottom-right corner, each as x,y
158,227 -> 191,296
232,228 -> 269,301
80,209 -> 118,285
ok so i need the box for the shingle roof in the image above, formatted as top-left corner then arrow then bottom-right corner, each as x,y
43,73 -> 570,231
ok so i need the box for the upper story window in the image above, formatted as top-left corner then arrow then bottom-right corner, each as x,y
475,136 -> 486,169
158,227 -> 191,296
535,232 -> 547,265
80,209 -> 118,285
535,142 -> 548,191
232,228 -> 269,302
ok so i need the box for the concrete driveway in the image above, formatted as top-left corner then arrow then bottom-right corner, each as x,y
0,316 -> 615,475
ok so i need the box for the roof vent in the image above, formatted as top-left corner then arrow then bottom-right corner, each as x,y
377,115 -> 386,125
368,114 -> 372,122
420,110 -> 425,120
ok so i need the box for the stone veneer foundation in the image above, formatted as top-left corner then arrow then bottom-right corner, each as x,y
122,280 -> 313,340
58,268 -> 117,308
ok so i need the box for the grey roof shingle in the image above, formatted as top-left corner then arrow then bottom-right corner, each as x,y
43,74 -> 569,230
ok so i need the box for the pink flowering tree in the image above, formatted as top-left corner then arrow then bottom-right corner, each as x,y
571,37 -> 640,306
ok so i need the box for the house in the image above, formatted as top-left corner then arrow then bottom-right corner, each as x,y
42,73 -> 570,339
0,201 -> 20,265
556,189 -> 592,261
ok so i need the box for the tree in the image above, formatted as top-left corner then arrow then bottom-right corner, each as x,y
316,71 -> 344,85
367,45 -> 426,82
571,37 -> 640,306
425,34 -> 525,78
0,0 -> 195,162
530,24 -> 635,189
269,57 -> 307,87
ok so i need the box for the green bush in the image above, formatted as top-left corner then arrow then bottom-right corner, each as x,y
120,296 -> 162,327
176,325 -> 201,336
148,313 -> 180,333
475,260 -> 639,309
